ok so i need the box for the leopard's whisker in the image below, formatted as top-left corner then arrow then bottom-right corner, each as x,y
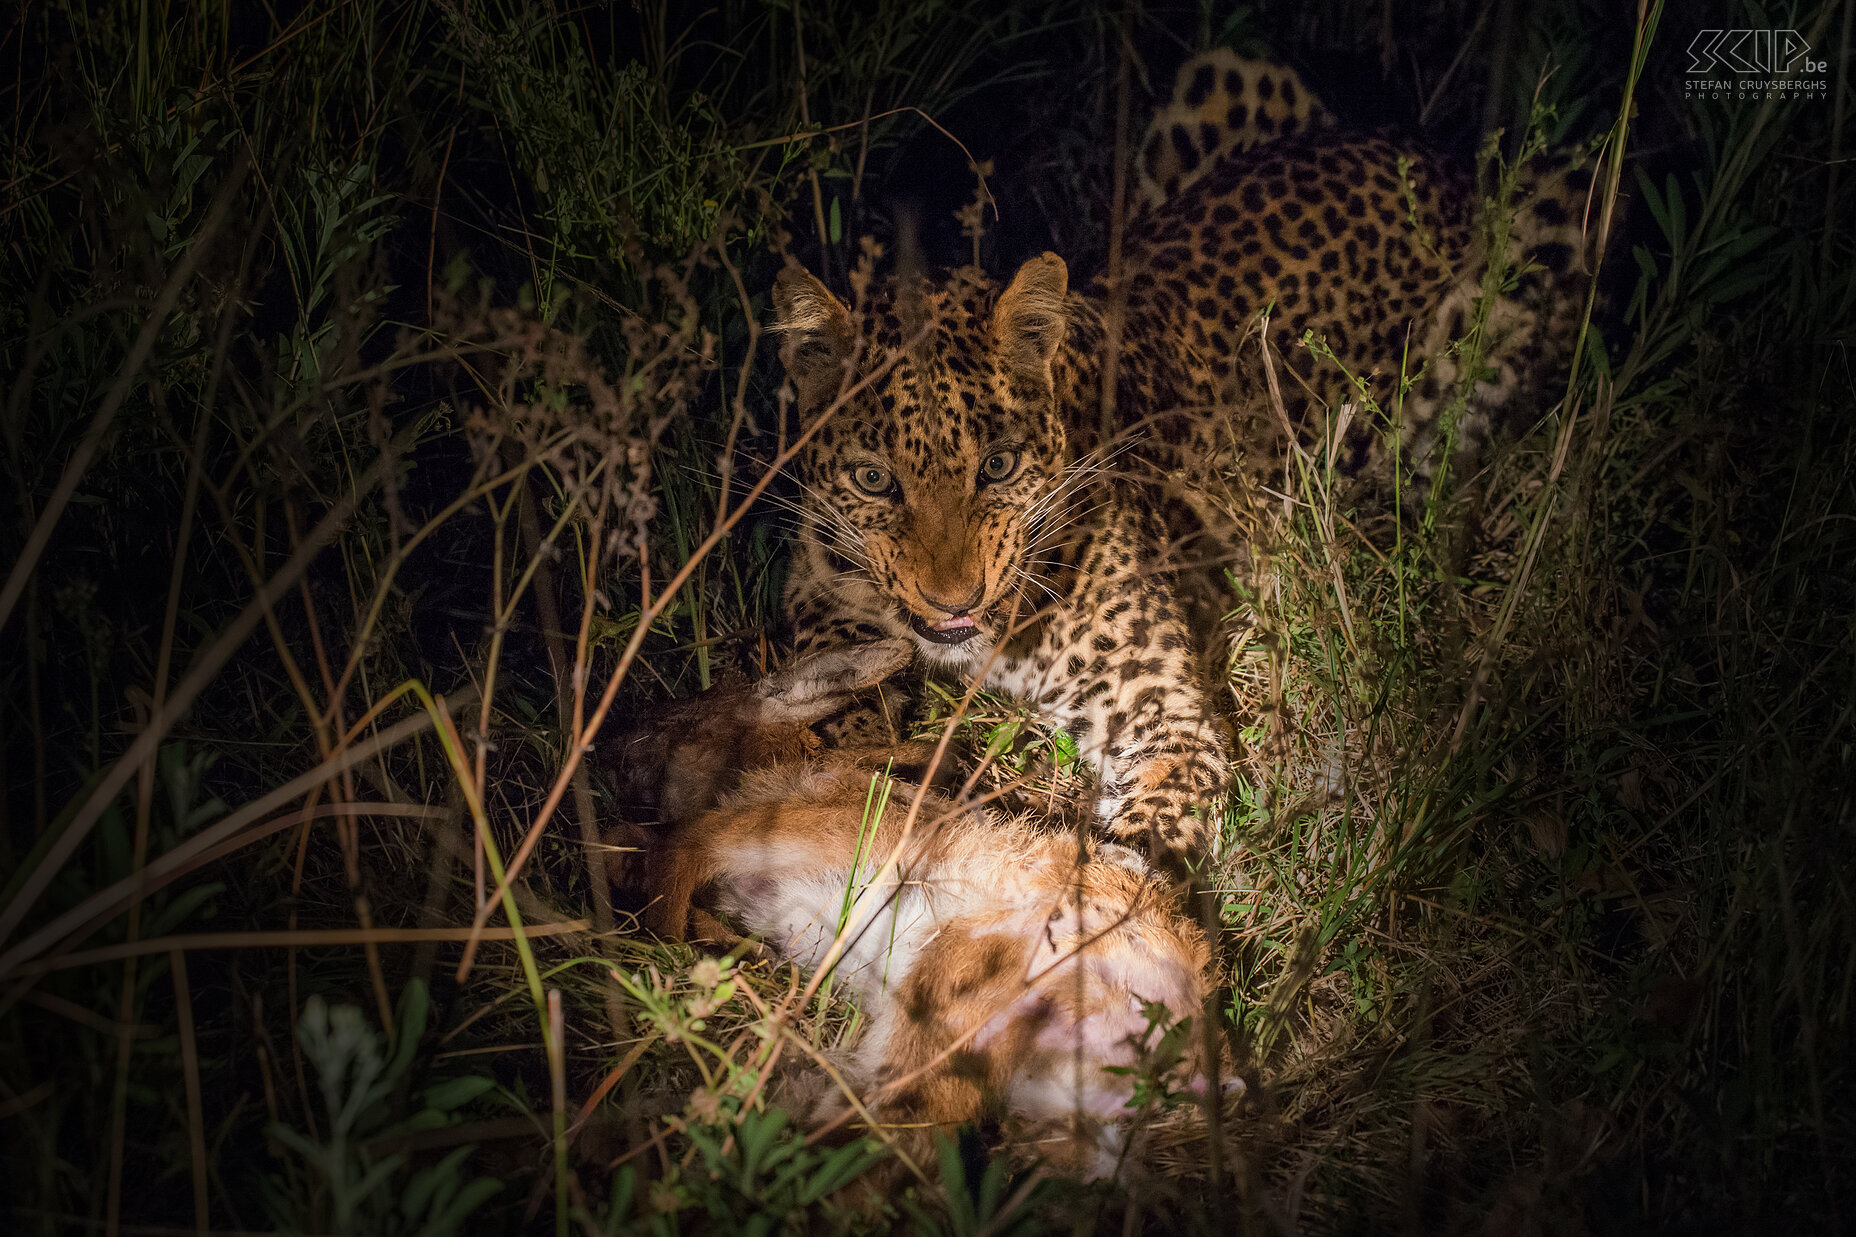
1011,567 -> 1064,606
788,481 -> 877,566
802,512 -> 875,569
1020,456 -> 1120,526
1026,498 -> 1114,552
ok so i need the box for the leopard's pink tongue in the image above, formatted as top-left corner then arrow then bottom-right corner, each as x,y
932,615 -> 975,632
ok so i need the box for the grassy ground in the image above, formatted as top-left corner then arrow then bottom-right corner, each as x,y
3,0 -> 1853,1233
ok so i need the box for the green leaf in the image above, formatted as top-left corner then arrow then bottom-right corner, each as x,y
382,979 -> 430,1088
420,1177 -> 502,1237
1634,166 -> 1672,249
1704,265 -> 1778,305
1632,244 -> 1658,285
1048,727 -> 1080,769
264,1121 -> 322,1162
392,1107 -> 452,1134
983,718 -> 1021,762
796,1138 -> 886,1204
735,1107 -> 790,1185
423,1074 -> 497,1113
349,1149 -> 410,1204
975,1151 -> 1007,1222
1662,172 -> 1686,251
935,1135 -> 976,1233
146,882 -> 224,938
605,1165 -> 638,1234
1581,324 -> 1612,384
402,1143 -> 474,1221
828,194 -> 842,244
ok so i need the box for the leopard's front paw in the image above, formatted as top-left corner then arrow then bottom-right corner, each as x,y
1097,745 -> 1227,868
1099,790 -> 1218,870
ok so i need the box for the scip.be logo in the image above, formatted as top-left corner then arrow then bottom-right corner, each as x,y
1686,29 -> 1826,75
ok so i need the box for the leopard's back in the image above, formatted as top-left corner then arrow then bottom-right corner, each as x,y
1115,53 -> 1602,478
1125,132 -> 1475,409
1136,49 -> 1337,212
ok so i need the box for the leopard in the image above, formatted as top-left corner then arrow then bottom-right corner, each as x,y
769,49 -> 1603,871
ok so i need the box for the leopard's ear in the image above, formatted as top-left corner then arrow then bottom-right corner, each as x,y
771,265 -> 854,406
992,252 -> 1070,377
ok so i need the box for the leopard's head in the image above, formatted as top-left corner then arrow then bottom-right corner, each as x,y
772,254 -> 1076,668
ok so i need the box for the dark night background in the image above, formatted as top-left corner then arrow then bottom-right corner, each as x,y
2,1 -> 1853,1233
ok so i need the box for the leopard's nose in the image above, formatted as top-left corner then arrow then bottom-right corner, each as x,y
919,584 -> 983,615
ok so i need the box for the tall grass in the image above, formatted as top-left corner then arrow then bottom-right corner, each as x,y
3,0 -> 1852,1233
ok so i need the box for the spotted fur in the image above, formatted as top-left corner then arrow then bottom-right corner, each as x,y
1137,49 -> 1336,211
771,84 -> 1599,869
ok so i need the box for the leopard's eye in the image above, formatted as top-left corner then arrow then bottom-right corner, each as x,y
850,464 -> 893,496
980,450 -> 1019,484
